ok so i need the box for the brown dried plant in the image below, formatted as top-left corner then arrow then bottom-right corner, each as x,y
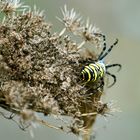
0,1 -> 118,140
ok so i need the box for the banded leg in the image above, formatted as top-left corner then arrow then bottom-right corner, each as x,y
106,63 -> 122,72
106,71 -> 116,88
99,38 -> 118,60
94,33 -> 107,60
93,77 -> 104,90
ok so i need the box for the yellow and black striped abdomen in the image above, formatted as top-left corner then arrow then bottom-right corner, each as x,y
80,62 -> 105,83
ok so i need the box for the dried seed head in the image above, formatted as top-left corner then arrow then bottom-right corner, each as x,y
0,0 -> 29,15
0,1 -> 120,139
57,5 -> 83,35
58,5 -> 102,50
32,5 -> 44,17
80,19 -> 101,44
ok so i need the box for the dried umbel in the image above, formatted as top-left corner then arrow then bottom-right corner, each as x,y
0,1 -> 120,140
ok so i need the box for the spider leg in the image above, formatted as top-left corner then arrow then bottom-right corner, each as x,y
99,78 -> 104,89
94,33 -> 107,60
99,38 -> 118,60
93,77 -> 104,91
106,63 -> 122,72
106,71 -> 116,88
79,77 -> 104,93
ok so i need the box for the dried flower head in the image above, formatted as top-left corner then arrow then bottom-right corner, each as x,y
78,19 -> 101,47
58,5 -> 102,50
32,5 -> 44,17
0,0 -> 29,15
57,5 -> 83,36
0,1 -> 121,140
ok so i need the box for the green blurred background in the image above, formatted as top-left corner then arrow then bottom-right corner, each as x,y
0,0 -> 140,140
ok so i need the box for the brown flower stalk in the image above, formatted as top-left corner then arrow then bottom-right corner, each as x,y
0,1 -> 119,140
